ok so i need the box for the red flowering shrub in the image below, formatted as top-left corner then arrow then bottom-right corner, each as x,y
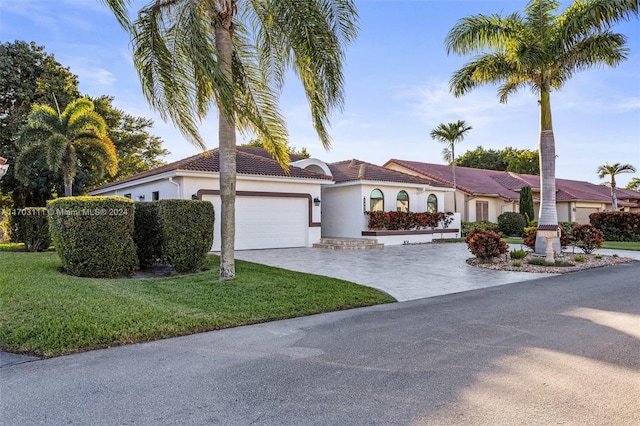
366,211 -> 453,230
523,225 -> 571,250
465,228 -> 508,260
572,224 -> 604,254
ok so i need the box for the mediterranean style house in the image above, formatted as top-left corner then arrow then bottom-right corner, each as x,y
90,148 -> 638,250
384,159 -> 640,224
90,147 -> 458,250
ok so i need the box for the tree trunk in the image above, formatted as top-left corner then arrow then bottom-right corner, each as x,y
611,176 -> 618,211
535,89 -> 560,257
452,144 -> 457,213
215,15 -> 237,281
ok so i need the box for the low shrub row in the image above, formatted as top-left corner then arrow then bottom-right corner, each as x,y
461,221 -> 499,237
366,211 -> 453,230
523,224 -> 604,254
46,197 -> 214,277
590,212 -> 640,242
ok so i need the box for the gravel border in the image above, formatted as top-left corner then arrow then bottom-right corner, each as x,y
467,252 -> 636,273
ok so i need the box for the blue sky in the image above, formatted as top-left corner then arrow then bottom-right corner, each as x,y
2,0 -> 639,187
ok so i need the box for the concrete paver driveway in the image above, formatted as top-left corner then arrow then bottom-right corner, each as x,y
234,243 -> 557,301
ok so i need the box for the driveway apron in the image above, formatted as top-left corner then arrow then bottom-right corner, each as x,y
234,243 -> 558,301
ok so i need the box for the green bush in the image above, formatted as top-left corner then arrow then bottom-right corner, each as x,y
7,208 -> 51,251
133,202 -> 164,267
559,221 -> 577,236
509,249 -> 528,259
497,212 -> 527,237
465,228 -> 508,259
461,221 -> 499,237
156,200 -> 214,273
527,257 -> 574,267
47,196 -> 138,277
572,224 -> 604,254
589,212 -> 640,242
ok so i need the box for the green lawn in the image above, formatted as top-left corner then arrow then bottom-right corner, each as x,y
0,249 -> 395,358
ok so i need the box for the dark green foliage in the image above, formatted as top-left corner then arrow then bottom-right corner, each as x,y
0,41 -> 80,207
559,221 -> 577,237
156,200 -> 214,273
7,207 -> 51,251
465,228 -> 508,259
133,202 -> 164,267
461,221 -> 499,237
519,186 -> 535,224
572,224 -> 604,254
47,196 -> 138,277
589,212 -> 640,242
509,249 -> 528,259
497,212 -> 527,237
455,146 -> 540,175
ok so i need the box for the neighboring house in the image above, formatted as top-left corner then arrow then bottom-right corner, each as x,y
90,149 -> 460,250
322,159 -> 460,245
384,159 -> 640,224
90,146 -> 331,251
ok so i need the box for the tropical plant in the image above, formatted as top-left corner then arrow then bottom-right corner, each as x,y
446,0 -> 639,261
572,224 -> 604,254
0,41 -> 80,207
626,177 -> 640,191
102,0 -> 358,281
465,228 -> 508,260
597,162 -> 637,210
430,120 -> 472,212
16,98 -> 117,197
519,186 -> 535,224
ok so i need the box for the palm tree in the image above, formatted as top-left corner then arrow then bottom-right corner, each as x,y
16,98 -> 117,197
627,177 -> 640,191
446,0 -> 638,259
102,0 -> 357,281
598,163 -> 637,210
430,120 -> 472,212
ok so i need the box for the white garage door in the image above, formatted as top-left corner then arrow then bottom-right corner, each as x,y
575,207 -> 598,224
202,195 -> 308,250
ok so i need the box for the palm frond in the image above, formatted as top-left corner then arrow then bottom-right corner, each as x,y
446,12 -> 524,55
76,136 -> 119,177
99,0 -> 133,31
45,134 -> 68,173
559,0 -> 639,42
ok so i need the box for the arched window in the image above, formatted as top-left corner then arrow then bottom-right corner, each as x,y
427,194 -> 438,213
370,189 -> 384,212
396,190 -> 409,212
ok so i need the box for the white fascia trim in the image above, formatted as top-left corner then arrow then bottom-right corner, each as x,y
88,170 -> 178,195
176,170 -> 334,185
328,180 -> 453,192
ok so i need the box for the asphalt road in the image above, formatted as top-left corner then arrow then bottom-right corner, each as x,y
1,263 -> 639,425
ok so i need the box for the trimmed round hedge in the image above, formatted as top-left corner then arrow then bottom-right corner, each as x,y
47,196 -> 138,277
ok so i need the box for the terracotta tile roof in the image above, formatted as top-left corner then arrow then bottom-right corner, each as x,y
384,159 -> 640,207
328,159 -> 445,186
92,146 -> 331,191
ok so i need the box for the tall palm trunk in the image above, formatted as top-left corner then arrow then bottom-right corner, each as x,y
610,176 -> 618,211
451,145 -> 457,213
215,8 -> 237,281
536,88 -> 559,256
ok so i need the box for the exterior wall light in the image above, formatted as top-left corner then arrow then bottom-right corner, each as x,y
313,197 -> 321,206
138,195 -> 145,201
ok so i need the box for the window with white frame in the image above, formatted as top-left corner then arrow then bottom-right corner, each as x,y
370,189 -> 384,212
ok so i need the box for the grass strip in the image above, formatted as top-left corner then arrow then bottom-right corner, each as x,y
0,251 -> 394,357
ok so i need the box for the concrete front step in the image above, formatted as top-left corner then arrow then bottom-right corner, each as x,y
313,238 -> 383,250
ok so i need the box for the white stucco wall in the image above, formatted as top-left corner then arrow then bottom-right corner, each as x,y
91,171 -> 326,250
321,181 -> 452,239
